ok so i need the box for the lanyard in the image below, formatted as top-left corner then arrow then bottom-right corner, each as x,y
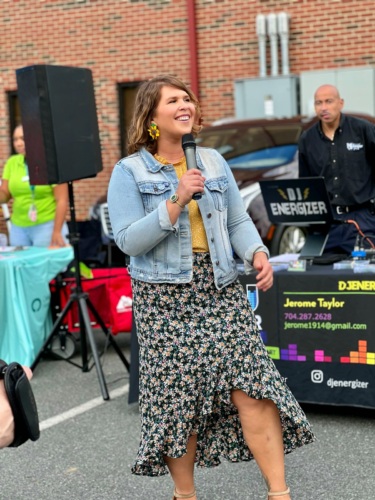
24,160 -> 36,200
24,159 -> 38,221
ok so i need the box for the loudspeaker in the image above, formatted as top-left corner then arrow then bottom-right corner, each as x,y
16,65 -> 103,184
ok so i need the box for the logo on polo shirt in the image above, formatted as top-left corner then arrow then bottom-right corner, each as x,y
346,142 -> 363,151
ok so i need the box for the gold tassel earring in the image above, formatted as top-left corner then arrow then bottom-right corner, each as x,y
148,122 -> 160,141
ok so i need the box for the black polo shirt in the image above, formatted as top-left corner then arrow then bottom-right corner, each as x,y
298,114 -> 375,206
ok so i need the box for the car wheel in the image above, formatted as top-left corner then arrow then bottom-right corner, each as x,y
270,225 -> 307,255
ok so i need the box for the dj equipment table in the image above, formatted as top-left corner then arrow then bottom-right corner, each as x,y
239,265 -> 375,408
128,265 -> 375,408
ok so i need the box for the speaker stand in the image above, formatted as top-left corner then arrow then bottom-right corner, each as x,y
31,181 -> 130,401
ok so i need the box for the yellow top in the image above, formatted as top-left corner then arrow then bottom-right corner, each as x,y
155,154 -> 209,253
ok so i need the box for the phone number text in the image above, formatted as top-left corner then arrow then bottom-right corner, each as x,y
284,312 -> 332,320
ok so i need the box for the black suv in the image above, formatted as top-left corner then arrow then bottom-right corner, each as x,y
196,114 -> 375,255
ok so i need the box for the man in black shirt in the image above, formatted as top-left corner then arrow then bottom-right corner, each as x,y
299,84 -> 375,254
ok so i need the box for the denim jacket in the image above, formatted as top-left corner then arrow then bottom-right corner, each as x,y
108,147 -> 269,289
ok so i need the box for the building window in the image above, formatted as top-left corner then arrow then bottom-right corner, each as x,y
118,81 -> 143,156
9,83 -> 144,157
8,91 -> 21,153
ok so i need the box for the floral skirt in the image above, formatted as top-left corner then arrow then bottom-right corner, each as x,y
131,253 -> 315,476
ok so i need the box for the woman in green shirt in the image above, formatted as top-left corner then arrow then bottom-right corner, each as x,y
0,124 -> 69,247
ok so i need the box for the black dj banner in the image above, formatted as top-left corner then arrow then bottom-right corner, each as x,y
240,268 -> 375,409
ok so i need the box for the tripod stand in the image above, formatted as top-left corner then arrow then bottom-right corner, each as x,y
31,181 -> 130,400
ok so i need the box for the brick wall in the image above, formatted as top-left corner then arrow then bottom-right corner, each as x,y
1,0 -> 374,230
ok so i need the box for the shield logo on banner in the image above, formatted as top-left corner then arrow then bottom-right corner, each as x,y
246,284 -> 259,311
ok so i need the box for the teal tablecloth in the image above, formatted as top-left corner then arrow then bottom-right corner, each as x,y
0,246 -> 74,366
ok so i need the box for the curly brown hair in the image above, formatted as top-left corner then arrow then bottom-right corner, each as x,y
127,75 -> 202,155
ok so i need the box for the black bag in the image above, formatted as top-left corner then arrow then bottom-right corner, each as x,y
0,360 -> 40,447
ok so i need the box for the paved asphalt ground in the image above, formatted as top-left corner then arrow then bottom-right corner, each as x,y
1,332 -> 374,500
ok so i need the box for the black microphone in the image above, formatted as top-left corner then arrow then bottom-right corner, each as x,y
182,133 -> 202,200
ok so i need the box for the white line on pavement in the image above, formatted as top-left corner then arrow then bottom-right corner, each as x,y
39,384 -> 129,431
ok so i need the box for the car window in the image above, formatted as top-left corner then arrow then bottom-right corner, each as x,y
227,144 -> 298,169
197,124 -> 303,162
263,125 -> 302,145
197,127 -> 271,159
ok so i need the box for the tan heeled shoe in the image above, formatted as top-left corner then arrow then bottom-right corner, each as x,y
268,486 -> 290,498
172,488 -> 196,499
